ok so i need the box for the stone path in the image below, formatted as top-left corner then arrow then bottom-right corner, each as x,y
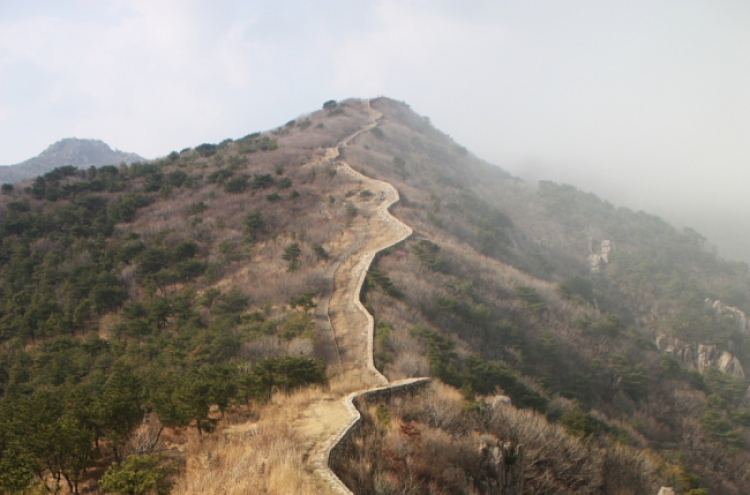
291,100 -> 428,494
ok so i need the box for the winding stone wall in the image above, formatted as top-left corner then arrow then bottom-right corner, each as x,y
311,100 -> 431,494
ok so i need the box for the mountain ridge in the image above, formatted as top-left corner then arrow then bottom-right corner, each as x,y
0,97 -> 746,495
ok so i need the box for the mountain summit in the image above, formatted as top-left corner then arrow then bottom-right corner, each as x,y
0,137 -> 144,183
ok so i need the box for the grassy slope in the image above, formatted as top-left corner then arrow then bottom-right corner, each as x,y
333,97 -> 750,494
2,96 -> 749,494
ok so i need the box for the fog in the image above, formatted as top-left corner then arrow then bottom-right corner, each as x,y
1,1 -> 749,262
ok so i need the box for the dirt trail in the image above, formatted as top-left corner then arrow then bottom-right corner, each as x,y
290,101 -> 424,493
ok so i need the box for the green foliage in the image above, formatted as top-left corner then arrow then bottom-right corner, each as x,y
223,174 -> 249,193
195,143 -> 218,157
375,404 -> 390,426
345,201 -> 357,219
411,239 -> 449,273
94,369 -> 144,460
236,134 -> 277,154
100,454 -> 174,495
699,408 -> 743,451
433,294 -> 491,326
559,402 -> 602,437
312,243 -> 329,260
513,286 -> 547,314
283,243 -> 302,271
365,267 -> 403,298
323,100 -> 337,109
243,210 -> 265,240
703,367 -> 747,407
187,201 -> 208,215
373,321 -> 395,371
207,168 -> 233,184
410,325 -> 462,388
558,275 -> 594,304
611,354 -> 649,401
240,356 -> 326,403
289,291 -> 316,312
465,355 -> 547,411
582,313 -> 625,338
251,173 -> 275,189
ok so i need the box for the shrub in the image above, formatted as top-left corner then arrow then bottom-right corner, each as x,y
99,454 -> 174,495
283,243 -> 302,271
514,286 -> 547,314
187,201 -> 208,215
412,240 -> 450,273
312,243 -> 329,260
251,174 -> 275,189
241,356 -> 326,402
207,169 -> 233,184
558,275 -> 594,304
224,174 -> 249,193
195,143 -> 217,157
243,211 -> 264,240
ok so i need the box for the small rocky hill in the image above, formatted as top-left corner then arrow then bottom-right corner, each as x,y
0,137 -> 144,183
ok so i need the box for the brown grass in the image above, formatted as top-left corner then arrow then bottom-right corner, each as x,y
172,371 -> 369,495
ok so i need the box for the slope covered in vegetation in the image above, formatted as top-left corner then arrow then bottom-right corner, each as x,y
1,97 -> 748,495
330,97 -> 750,495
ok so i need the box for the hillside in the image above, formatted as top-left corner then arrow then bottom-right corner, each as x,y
0,98 -> 748,495
0,138 -> 144,184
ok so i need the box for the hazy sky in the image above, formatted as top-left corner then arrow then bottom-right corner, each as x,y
2,1 -> 750,261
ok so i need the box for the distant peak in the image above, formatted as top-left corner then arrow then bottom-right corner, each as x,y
0,138 -> 144,184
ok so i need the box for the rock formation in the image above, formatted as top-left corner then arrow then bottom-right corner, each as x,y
656,334 -> 745,378
477,437 -> 525,495
706,298 -> 749,333
588,238 -> 615,272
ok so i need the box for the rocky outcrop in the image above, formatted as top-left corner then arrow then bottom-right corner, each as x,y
656,335 -> 745,378
477,437 -> 525,495
706,298 -> 749,333
588,238 -> 615,272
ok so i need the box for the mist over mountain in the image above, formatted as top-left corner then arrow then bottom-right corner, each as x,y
0,138 -> 144,184
0,98 -> 748,495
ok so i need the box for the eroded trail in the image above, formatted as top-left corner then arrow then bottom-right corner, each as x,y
293,101 -> 424,493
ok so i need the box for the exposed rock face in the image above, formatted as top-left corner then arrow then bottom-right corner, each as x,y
588,238 -> 615,272
477,437 -> 525,495
488,395 -> 512,407
706,298 -> 749,333
0,138 -> 144,184
657,334 -> 745,378
657,488 -> 676,495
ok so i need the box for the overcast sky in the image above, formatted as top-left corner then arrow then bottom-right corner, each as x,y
2,1 -> 750,261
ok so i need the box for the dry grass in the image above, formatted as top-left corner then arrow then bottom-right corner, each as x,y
333,382 -> 664,495
172,370 -> 371,495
